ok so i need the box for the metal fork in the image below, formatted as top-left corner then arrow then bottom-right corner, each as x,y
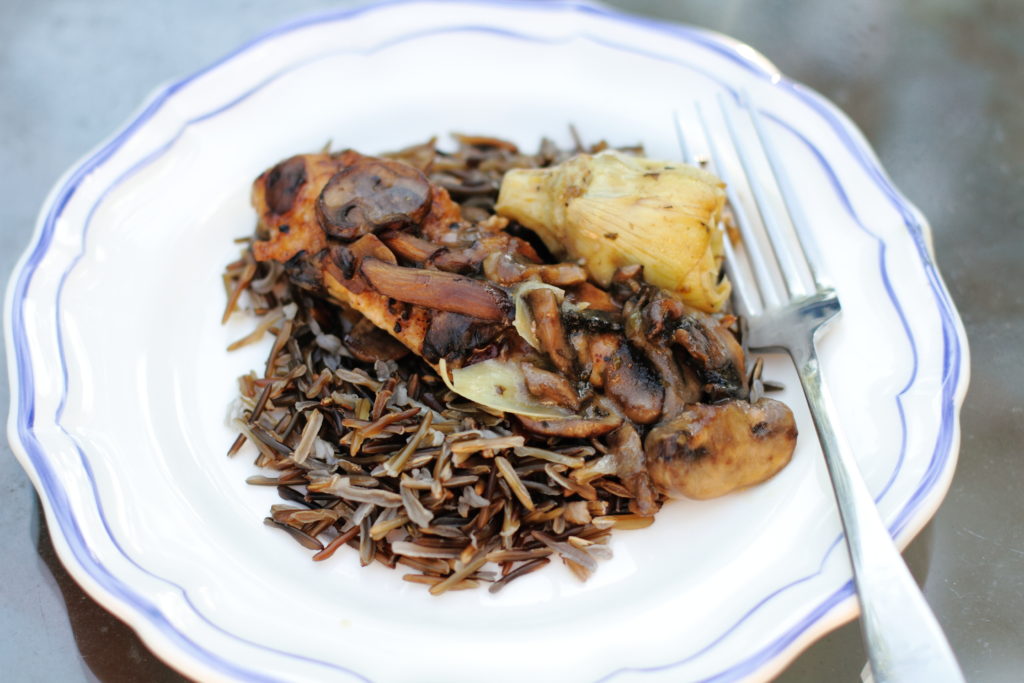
678,94 -> 964,682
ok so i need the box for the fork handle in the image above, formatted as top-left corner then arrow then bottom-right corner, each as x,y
794,346 -> 964,683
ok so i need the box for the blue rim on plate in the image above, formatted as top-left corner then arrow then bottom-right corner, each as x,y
5,1 -> 968,680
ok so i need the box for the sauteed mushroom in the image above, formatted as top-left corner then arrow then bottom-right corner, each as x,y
317,154 -> 432,240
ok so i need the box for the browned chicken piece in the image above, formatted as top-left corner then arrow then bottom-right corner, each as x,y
252,152 -> 356,263
420,185 -> 466,244
253,153 -> 512,365
249,147 -> 796,504
343,316 -> 410,363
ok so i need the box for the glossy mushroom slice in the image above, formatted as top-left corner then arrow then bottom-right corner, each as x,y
521,362 -> 581,411
583,334 -> 663,424
644,398 -> 797,500
317,154 -> 433,240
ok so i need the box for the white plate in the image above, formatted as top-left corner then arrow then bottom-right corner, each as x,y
5,1 -> 969,681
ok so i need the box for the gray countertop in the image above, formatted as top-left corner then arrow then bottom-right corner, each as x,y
2,1 -> 1021,680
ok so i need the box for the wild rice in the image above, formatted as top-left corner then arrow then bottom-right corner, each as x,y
494,456 -> 534,512
291,410 -> 323,464
429,550 -> 490,596
449,436 -> 525,456
370,513 -> 410,540
403,574 -> 480,591
488,557 -> 551,594
400,485 -> 435,528
531,531 -> 598,572
383,411 -> 433,477
312,525 -> 360,562
593,514 -> 656,530
263,517 -> 324,551
224,134 -> 667,593
392,542 -> 464,559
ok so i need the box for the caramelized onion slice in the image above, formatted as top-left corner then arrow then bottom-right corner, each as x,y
361,258 -> 512,322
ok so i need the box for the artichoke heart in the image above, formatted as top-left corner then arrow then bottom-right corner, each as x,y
495,150 -> 730,312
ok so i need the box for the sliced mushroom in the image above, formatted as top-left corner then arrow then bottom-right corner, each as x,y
521,362 -> 581,411
623,292 -> 701,418
644,398 -> 797,500
263,156 -> 308,215
516,413 -> 622,439
525,287 -> 575,377
565,281 -> 620,313
426,234 -> 511,274
603,341 -> 663,425
516,397 -> 622,438
329,234 -> 398,295
632,291 -> 747,401
317,154 -> 432,240
606,423 -> 659,516
672,317 -> 747,400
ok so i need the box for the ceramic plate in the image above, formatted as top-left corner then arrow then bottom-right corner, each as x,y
5,1 -> 969,681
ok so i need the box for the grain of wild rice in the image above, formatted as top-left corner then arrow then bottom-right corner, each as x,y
223,135 -> 664,594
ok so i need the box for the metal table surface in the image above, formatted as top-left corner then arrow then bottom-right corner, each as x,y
1,1 -> 1020,680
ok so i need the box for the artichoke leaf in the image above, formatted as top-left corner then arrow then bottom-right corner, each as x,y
438,358 -> 572,419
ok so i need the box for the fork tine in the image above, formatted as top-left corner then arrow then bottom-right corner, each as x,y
675,109 -> 759,316
694,100 -> 782,311
717,92 -> 810,300
739,90 -> 831,291
672,109 -> 694,165
719,233 -> 758,318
